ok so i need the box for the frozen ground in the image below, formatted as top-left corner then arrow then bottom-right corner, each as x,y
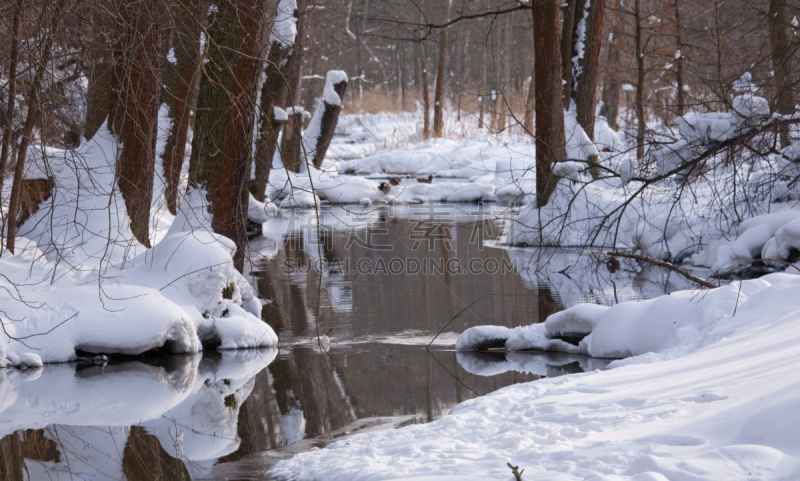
271,273 -> 800,480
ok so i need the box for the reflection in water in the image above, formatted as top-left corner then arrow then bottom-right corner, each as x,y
0,350 -> 276,480
0,204 -> 694,479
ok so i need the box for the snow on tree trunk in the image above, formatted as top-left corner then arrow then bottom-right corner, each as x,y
252,0 -> 298,202
281,107 -> 305,173
432,0 -> 450,138
188,0 -> 268,272
283,0 -> 305,108
572,0 -> 607,178
6,0 -> 66,254
112,0 -> 168,248
161,0 -> 205,215
560,0 -> 579,109
768,0 -> 794,146
305,71 -> 348,169
533,0 -> 567,208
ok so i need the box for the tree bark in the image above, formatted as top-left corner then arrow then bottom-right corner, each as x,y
161,0 -> 205,215
599,0 -> 622,129
674,0 -> 685,117
417,33 -> 431,139
432,0 -> 451,138
0,0 -> 24,197
252,43 -> 293,201
280,108 -> 304,173
572,0 -> 606,140
523,67 -> 536,135
6,0 -> 66,254
560,0 -> 579,108
283,0 -> 305,108
533,0 -> 567,208
572,0 -> 606,178
768,0 -> 794,146
189,0 -> 268,272
634,0 -> 646,160
83,5 -> 114,141
112,0 -> 168,247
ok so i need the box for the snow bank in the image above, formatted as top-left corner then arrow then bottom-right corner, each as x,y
271,273 -> 800,480
0,127 -> 277,366
690,208 -> 800,271
457,276 -> 779,360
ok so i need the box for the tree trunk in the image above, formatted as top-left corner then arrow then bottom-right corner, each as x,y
523,67 -> 536,135
572,0 -> 606,178
280,108 -> 305,173
533,0 -> 567,208
161,0 -> 205,215
634,0 -> 646,161
252,45 -> 293,201
112,0 -> 168,247
768,0 -> 793,146
432,0 -> 451,138
83,5 -> 114,141
283,0 -> 305,108
599,0 -> 622,129
188,0 -> 268,272
0,0 -> 24,197
560,0 -> 578,108
311,79 -> 348,169
418,35 -> 431,139
6,0 -> 66,254
674,0 -> 685,117
572,0 -> 606,139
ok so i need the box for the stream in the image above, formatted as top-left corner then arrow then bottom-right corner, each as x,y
0,202 -> 697,480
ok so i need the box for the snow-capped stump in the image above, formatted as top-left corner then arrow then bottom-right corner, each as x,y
455,326 -> 512,351
544,304 -> 609,345
281,106 -> 306,172
304,70 -> 348,169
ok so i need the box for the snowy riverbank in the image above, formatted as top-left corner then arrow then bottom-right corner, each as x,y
271,273 -> 800,480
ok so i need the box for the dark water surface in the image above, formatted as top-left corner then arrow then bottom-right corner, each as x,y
0,203 -> 688,480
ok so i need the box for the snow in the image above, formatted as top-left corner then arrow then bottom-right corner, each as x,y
0,116 -> 276,366
271,273 -> 800,480
270,0 -> 298,47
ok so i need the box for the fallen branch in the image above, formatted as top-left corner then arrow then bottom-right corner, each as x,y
607,252 -> 717,289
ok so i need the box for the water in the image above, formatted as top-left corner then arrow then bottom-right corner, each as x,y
0,203 -> 689,480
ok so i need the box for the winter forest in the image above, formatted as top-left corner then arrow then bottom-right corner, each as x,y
1,0 -> 800,479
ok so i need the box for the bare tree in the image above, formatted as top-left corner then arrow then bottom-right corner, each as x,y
432,0 -> 451,138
